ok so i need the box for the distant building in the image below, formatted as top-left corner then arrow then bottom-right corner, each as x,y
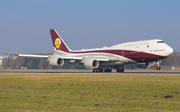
0,56 -> 2,68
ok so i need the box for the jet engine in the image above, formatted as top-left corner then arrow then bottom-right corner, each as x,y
49,57 -> 64,66
84,59 -> 99,69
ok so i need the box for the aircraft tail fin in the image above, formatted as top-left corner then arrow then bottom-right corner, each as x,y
50,29 -> 71,52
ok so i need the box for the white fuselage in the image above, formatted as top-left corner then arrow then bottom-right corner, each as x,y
53,39 -> 173,67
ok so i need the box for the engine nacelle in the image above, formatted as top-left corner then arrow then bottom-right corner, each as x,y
84,59 -> 99,69
136,63 -> 148,68
49,57 -> 64,66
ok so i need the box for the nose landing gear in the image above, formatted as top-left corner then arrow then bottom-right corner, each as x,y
156,59 -> 161,70
156,66 -> 161,70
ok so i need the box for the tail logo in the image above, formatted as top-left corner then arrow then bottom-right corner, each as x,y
55,38 -> 61,50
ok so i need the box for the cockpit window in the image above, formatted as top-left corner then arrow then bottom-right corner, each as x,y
157,41 -> 164,43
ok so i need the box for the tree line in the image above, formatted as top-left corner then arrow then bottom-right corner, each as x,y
1,51 -> 180,69
2,56 -> 76,69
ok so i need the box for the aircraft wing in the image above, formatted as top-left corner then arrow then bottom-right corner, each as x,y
4,53 -> 50,58
5,53 -> 83,60
48,56 -> 112,61
5,53 -> 119,62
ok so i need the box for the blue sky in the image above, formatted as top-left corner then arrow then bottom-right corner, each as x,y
0,0 -> 180,55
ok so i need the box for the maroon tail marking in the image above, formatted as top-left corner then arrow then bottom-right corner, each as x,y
50,29 -> 69,52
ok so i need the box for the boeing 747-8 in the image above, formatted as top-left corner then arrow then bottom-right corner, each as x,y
7,29 -> 173,72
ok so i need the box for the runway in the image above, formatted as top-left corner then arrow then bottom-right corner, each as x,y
1,71 -> 180,75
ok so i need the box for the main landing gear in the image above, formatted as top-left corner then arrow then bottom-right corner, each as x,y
116,65 -> 124,73
116,68 -> 124,72
92,67 -> 124,73
104,68 -> 112,72
92,68 -> 112,72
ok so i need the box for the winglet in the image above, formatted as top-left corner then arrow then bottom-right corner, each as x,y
50,29 -> 70,52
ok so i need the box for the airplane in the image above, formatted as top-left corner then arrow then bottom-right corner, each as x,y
7,29 -> 173,72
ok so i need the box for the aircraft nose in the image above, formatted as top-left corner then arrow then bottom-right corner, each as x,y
166,46 -> 173,56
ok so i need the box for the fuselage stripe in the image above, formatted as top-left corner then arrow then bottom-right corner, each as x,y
70,49 -> 165,62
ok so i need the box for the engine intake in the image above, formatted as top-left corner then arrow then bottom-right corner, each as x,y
84,59 -> 99,69
49,57 -> 64,66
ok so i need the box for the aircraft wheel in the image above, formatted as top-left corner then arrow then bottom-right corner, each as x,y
116,69 -> 120,72
99,69 -> 103,72
116,68 -> 124,72
156,66 -> 161,70
109,69 -> 112,72
121,69 -> 124,72
104,69 -> 111,72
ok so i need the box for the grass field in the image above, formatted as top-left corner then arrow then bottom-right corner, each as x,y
0,73 -> 180,111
